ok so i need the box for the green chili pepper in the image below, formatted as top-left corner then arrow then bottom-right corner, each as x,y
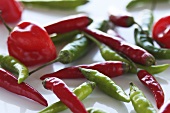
134,28 -> 170,59
0,55 -> 29,84
126,0 -> 169,10
19,0 -> 89,10
79,68 -> 130,102
30,34 -> 92,74
51,30 -> 80,44
129,82 -> 157,113
39,81 -> 96,113
87,107 -> 108,113
136,64 -> 170,74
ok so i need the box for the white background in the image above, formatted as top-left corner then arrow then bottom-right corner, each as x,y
0,0 -> 170,113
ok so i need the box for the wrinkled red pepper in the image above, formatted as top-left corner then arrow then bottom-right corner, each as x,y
40,61 -> 130,80
137,70 -> 164,109
43,77 -> 88,113
7,21 -> 57,66
0,68 -> 48,106
81,28 -> 155,66
0,0 -> 23,23
44,14 -> 93,34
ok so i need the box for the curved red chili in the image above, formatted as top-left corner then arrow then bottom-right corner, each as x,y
159,99 -> 170,113
7,21 -> 57,66
0,0 -> 23,23
42,77 -> 88,113
40,61 -> 130,80
81,28 -> 155,66
137,69 -> 164,109
44,14 -> 93,34
0,68 -> 48,106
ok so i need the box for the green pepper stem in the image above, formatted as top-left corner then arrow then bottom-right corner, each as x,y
29,58 -> 59,75
0,11 -> 12,32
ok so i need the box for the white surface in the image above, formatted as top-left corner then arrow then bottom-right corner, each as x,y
0,0 -> 170,113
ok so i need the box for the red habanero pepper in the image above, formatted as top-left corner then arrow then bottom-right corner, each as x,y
7,21 -> 57,66
159,99 -> 170,113
0,0 -> 23,23
44,14 -> 93,34
40,61 -> 130,80
81,28 -> 155,66
137,70 -> 164,109
42,77 -> 88,113
0,68 -> 48,106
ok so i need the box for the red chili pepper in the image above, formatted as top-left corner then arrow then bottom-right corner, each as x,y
159,99 -> 170,113
40,61 -> 130,80
0,68 -> 48,106
0,0 -> 23,23
152,15 -> 170,49
81,27 -> 155,66
7,21 -> 57,66
42,77 -> 88,113
108,9 -> 135,27
137,70 -> 164,109
44,14 -> 93,34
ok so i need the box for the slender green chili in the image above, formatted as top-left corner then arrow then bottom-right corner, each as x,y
30,34 -> 92,74
0,55 -> 29,84
51,30 -> 80,44
19,0 -> 89,10
87,107 -> 108,113
126,0 -> 169,10
134,28 -> 170,59
129,82 -> 157,113
79,68 -> 130,102
136,64 -> 170,74
39,81 -> 96,113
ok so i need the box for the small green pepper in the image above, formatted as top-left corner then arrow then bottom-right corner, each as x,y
19,0 -> 89,10
129,82 -> 157,113
51,30 -> 80,44
30,34 -> 92,74
87,107 -> 108,113
79,68 -> 130,102
0,55 -> 29,84
39,81 -> 96,113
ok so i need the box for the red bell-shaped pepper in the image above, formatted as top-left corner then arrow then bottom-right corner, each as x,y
0,0 -> 23,23
7,21 -> 57,66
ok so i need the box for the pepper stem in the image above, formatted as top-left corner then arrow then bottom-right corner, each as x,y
29,58 -> 59,75
0,11 -> 12,32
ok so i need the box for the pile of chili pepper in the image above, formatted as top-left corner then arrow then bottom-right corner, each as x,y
1,0 -> 170,112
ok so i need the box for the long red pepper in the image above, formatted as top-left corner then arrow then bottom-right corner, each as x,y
44,14 -> 93,34
159,99 -> 170,113
81,28 -> 155,66
137,70 -> 164,109
42,77 -> 88,113
40,61 -> 130,80
0,68 -> 48,106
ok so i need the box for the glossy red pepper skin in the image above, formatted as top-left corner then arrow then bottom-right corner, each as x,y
152,15 -> 170,49
108,9 -> 135,27
43,77 -> 88,113
137,70 -> 164,109
0,68 -> 48,106
159,99 -> 170,113
7,21 -> 57,66
0,0 -> 23,23
81,28 -> 155,66
40,61 -> 130,80
44,14 -> 93,34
